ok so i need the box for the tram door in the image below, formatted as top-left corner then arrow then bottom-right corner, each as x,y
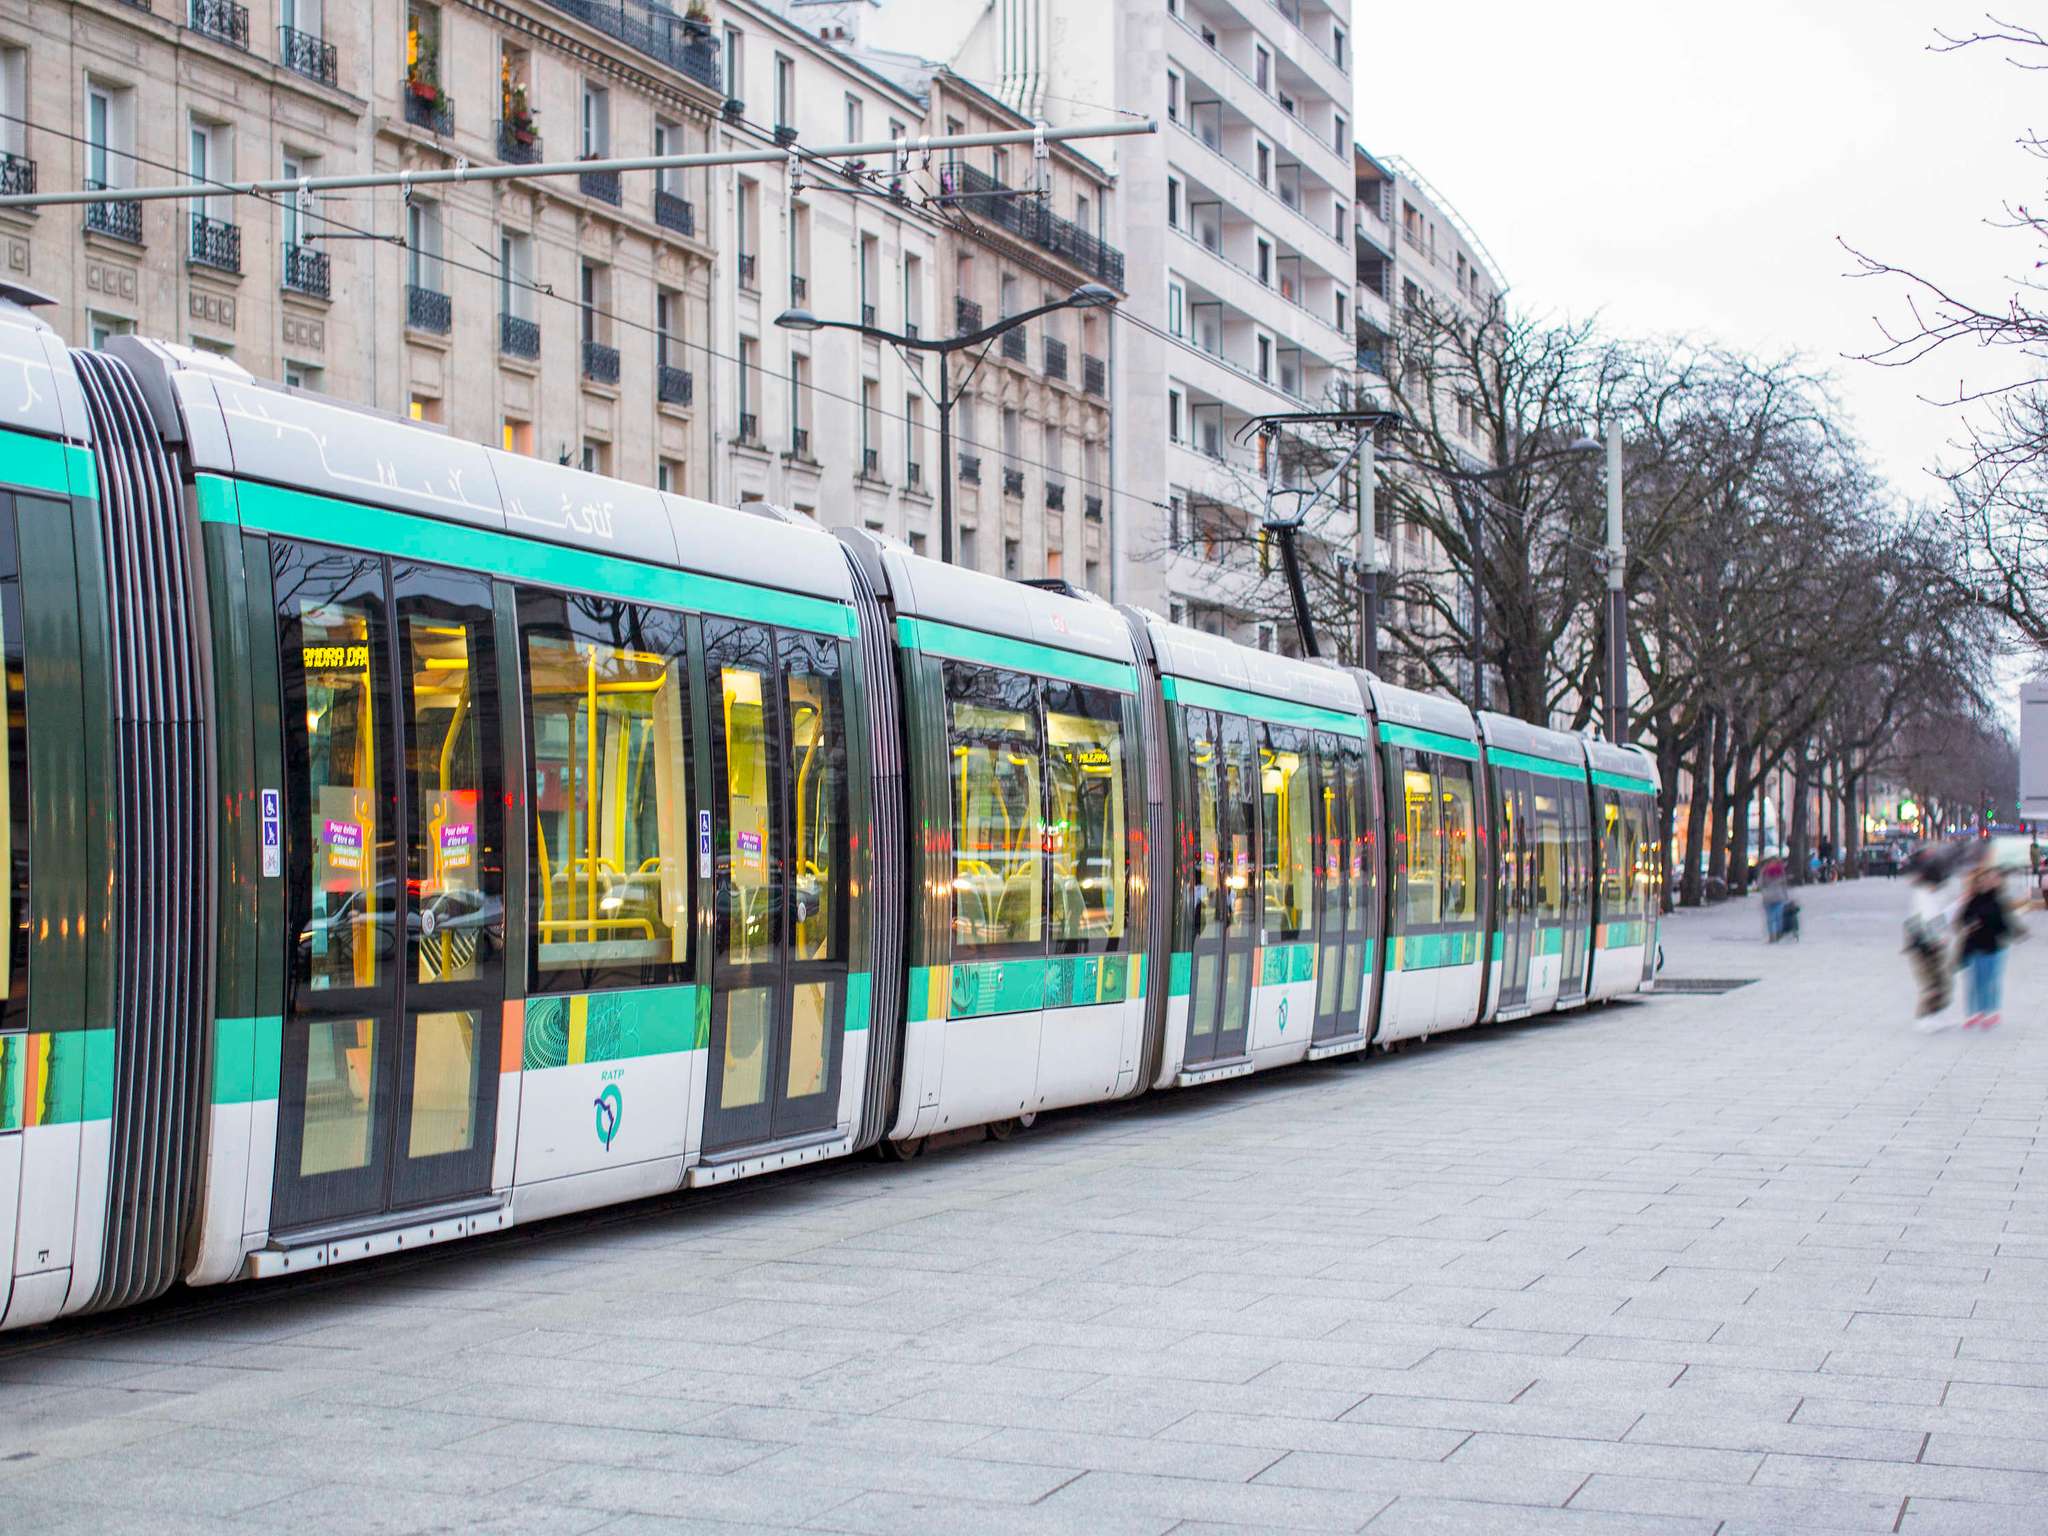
1310,732 -> 1349,1039
1495,770 -> 1535,1011
272,547 -> 506,1234
1558,788 -> 1592,999
1182,709 -> 1257,1065
702,621 -> 849,1151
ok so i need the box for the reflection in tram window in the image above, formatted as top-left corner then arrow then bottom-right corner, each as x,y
1402,762 -> 1440,926
1260,725 -> 1312,939
1600,792 -> 1625,910
1440,763 -> 1476,922
784,634 -> 847,963
718,646 -> 780,968
523,599 -> 691,987
787,981 -> 830,1100
1046,681 -> 1126,943
300,595 -> 385,992
1534,791 -> 1564,920
406,614 -> 488,984
945,662 -> 1043,948
300,1016 -> 378,1175
407,1009 -> 479,1157
1340,743 -> 1370,1020
721,987 -> 771,1110
1186,713 -> 1221,1039
0,555 -> 25,1025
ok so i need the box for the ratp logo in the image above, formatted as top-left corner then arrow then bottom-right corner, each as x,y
594,1083 -> 623,1150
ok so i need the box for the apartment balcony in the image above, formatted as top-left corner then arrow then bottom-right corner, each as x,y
955,296 -> 982,336
788,426 -> 813,461
407,284 -> 452,333
500,312 -> 540,358
658,365 -> 693,406
1169,227 -> 1349,367
0,154 -> 34,198
939,162 -> 1124,289
579,164 -> 622,205
1046,479 -> 1066,511
188,214 -> 241,274
858,448 -> 882,482
1043,337 -> 1068,381
738,412 -> 761,444
906,461 -> 924,493
1355,343 -> 1387,380
1084,493 -> 1104,522
403,87 -> 453,136
1168,116 -> 1342,262
654,189 -> 695,237
278,24 -> 337,86
187,0 -> 249,49
1167,7 -> 1346,182
737,252 -> 757,291
532,0 -> 722,93
582,339 -> 620,385
282,243 -> 330,299
1082,353 -> 1106,396
1000,328 -> 1027,362
497,120 -> 542,164
1002,467 -> 1024,498
1353,282 -> 1391,335
958,453 -> 981,484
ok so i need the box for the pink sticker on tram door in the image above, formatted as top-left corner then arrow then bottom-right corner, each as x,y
439,822 -> 475,871
737,829 -> 763,865
323,819 -> 363,873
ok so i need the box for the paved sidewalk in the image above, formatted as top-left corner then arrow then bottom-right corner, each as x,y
3,876 -> 2046,1534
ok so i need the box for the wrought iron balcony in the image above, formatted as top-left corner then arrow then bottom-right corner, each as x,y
282,243 -> 330,298
1083,353 -> 1106,396
532,0 -> 721,92
279,25 -> 337,85
579,165 -> 622,204
581,339 -> 620,384
958,453 -> 981,485
1000,328 -> 1027,361
1043,337 -> 1068,380
939,160 -> 1125,289
0,154 -> 34,197
500,312 -> 540,358
1046,479 -> 1066,511
403,87 -> 453,136
737,252 -> 757,290
861,303 -> 876,327
906,461 -> 923,492
789,427 -> 812,460
654,189 -> 695,237
738,412 -> 760,444
188,0 -> 249,49
859,448 -> 880,480
407,284 -> 451,332
658,365 -> 693,406
1084,494 -> 1103,522
790,274 -> 807,303
955,296 -> 981,336
84,183 -> 143,243
497,120 -> 541,164
1002,467 -> 1024,497
189,213 -> 241,273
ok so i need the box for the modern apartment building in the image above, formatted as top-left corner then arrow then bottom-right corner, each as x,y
0,0 -> 723,493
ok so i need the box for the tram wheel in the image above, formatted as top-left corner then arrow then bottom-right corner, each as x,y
880,1136 -> 926,1162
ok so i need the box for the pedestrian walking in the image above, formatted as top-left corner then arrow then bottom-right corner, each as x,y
1905,853 -> 1955,1029
1956,861 -> 2023,1030
1760,854 -> 1790,942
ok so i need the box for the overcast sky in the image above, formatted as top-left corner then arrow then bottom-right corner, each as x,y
1353,1 -> 2042,501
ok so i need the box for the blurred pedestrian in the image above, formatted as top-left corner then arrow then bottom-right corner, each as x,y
1956,862 -> 2023,1030
1761,854 -> 1790,942
1905,853 -> 1955,1030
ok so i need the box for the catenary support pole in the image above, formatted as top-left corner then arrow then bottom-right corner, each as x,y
1605,422 -> 1627,743
1357,437 -> 1379,674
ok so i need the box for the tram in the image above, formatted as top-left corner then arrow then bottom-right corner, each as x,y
0,288 -> 1660,1327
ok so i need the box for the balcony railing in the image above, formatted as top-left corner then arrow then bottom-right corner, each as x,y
738,411 -> 760,444
85,184 -> 144,244
1083,354 -> 1106,396
1000,328 -> 1027,361
278,24 -> 337,85
582,339 -> 620,384
939,161 -> 1124,288
403,88 -> 453,136
500,312 -> 540,358
0,154 -> 34,198
905,321 -> 921,341
1002,467 -> 1024,497
407,284 -> 452,333
497,121 -> 542,164
1084,494 -> 1103,522
579,165 -> 622,204
1043,337 -> 1068,380
789,427 -> 811,459
532,0 -> 721,92
861,302 -> 876,327
790,273 -> 807,303
1356,346 -> 1386,376
189,213 -> 241,273
859,448 -> 880,480
1046,479 -> 1066,511
188,0 -> 249,49
282,243 -> 330,298
959,453 -> 981,485
906,461 -> 924,492
654,189 -> 695,237
955,296 -> 981,336
737,252 -> 757,290
658,365 -> 693,406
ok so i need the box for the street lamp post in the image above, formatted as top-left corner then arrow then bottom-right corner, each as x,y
776,283 -> 1118,568
1603,422 -> 1628,743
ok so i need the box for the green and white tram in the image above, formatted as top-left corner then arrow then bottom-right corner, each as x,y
0,291 -> 1664,1327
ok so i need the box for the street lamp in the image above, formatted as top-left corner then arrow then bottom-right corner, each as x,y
776,282 -> 1117,567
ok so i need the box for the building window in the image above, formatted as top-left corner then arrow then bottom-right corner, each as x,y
279,150 -> 318,278
1254,44 -> 1269,91
1256,238 -> 1271,286
903,252 -> 923,335
1333,24 -> 1346,68
737,335 -> 756,434
774,54 -> 795,130
578,261 -> 609,347
88,311 -> 134,350
1256,142 -> 1271,187
904,394 -> 923,483
406,198 -> 443,292
1257,335 -> 1271,380
1168,390 -> 1183,444
502,418 -> 534,455
960,525 -> 978,569
657,457 -> 682,492
860,234 -> 878,321
653,117 -> 683,196
1167,177 -> 1181,229
282,361 -> 322,392
580,439 -> 609,475
656,286 -> 681,370
1335,292 -> 1346,332
860,378 -> 879,470
1167,282 -> 1184,337
723,25 -> 743,99
581,82 -> 609,156
499,228 -> 533,320
789,353 -> 810,448
1166,71 -> 1181,123
408,394 -> 442,423
1003,537 -> 1020,578
843,93 -> 862,141
1333,113 -> 1347,156
87,81 -> 137,193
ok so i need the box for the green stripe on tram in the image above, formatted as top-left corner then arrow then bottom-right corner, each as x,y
212,1016 -> 284,1105
1591,768 -> 1658,796
522,986 -> 700,1070
1484,745 -> 1586,783
1160,677 -> 1368,738
1535,925 -> 1566,957
212,475 -> 857,638
895,616 -> 1138,694
0,429 -> 98,501
1398,931 -> 1481,970
844,972 -> 872,1033
906,956 -> 1146,1020
1379,721 -> 1480,760
1600,920 -> 1650,950
1257,942 -> 1317,986
1168,951 -> 1193,998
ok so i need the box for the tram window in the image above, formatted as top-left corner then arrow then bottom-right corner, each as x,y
402,575 -> 500,985
1045,680 -> 1127,944
1401,755 -> 1440,926
0,501 -> 23,1027
1186,710 -> 1222,944
1440,761 -> 1477,923
1340,741 -> 1370,1018
1599,790 -> 1626,910
1259,723 -> 1311,939
945,662 -> 1043,948
1629,798 -> 1654,919
713,624 -> 783,968
291,566 -> 391,994
1533,790 -> 1564,920
521,595 -> 692,988
783,632 -> 848,963
1316,733 -> 1344,930
1220,715 -> 1260,921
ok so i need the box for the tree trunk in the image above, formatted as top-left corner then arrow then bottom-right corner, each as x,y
1727,743 -> 1755,897
1789,755 -> 1812,885
1707,714 -> 1734,894
1681,721 -> 1711,908
1843,768 -> 1863,879
1654,720 -> 1681,915
1827,765 -> 1843,871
